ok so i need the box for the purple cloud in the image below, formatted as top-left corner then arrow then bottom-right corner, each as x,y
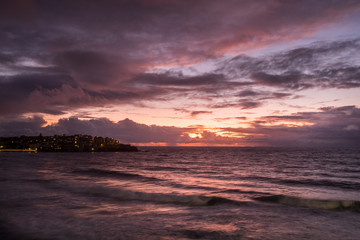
0,1 -> 359,118
219,40 -> 360,90
0,0 -> 360,148
0,106 -> 359,147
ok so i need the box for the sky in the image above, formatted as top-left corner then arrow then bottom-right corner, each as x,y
0,0 -> 360,147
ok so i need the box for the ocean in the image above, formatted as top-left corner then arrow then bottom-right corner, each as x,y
1,147 -> 360,240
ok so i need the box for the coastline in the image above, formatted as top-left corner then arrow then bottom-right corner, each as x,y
0,149 -> 37,152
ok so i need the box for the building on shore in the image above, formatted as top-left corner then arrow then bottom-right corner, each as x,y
0,134 -> 138,152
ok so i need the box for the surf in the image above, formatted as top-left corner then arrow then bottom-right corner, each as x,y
73,184 -> 237,206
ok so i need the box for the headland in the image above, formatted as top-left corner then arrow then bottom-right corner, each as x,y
0,134 -> 138,152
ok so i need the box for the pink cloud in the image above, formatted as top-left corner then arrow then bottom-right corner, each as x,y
1,106 -> 359,147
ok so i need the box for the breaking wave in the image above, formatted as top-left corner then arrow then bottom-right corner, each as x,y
255,195 -> 360,212
76,184 -> 237,206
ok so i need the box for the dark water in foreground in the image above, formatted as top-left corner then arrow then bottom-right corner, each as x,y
1,147 -> 360,240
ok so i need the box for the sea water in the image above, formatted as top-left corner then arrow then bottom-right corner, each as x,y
1,147 -> 360,239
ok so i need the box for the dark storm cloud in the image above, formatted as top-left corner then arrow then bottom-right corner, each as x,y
0,70 -> 168,117
82,87 -> 169,105
0,73 -> 75,115
54,50 -> 147,85
1,0 -> 360,118
129,71 -> 256,104
219,39 -> 360,89
54,51 -> 120,85
0,115 -> 46,136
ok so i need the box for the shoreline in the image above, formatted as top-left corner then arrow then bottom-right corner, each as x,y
0,149 -> 37,152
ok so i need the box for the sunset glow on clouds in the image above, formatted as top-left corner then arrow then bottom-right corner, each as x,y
1,0 -> 360,147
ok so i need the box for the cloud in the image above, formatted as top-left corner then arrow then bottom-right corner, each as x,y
190,111 -> 213,117
54,50 -> 148,85
237,90 -> 261,97
0,106 -> 359,147
0,115 -> 46,136
0,39 -> 359,118
222,105 -> 360,147
209,100 -> 263,110
42,118 -> 186,144
215,117 -> 247,122
219,39 -> 360,89
207,89 -> 292,110
133,72 -> 226,86
0,0 -> 360,120
0,72 -> 75,116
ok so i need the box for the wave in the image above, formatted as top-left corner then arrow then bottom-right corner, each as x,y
342,168 -> 360,173
72,168 -> 161,182
75,184 -> 237,206
73,168 -> 219,191
280,178 -> 360,191
239,175 -> 360,191
220,189 -> 269,195
181,229 -> 243,239
144,166 -> 189,172
254,195 -> 360,212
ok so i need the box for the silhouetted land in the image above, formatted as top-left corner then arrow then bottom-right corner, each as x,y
0,135 -> 138,152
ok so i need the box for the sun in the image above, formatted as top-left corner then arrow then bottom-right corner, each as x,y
188,133 -> 203,138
